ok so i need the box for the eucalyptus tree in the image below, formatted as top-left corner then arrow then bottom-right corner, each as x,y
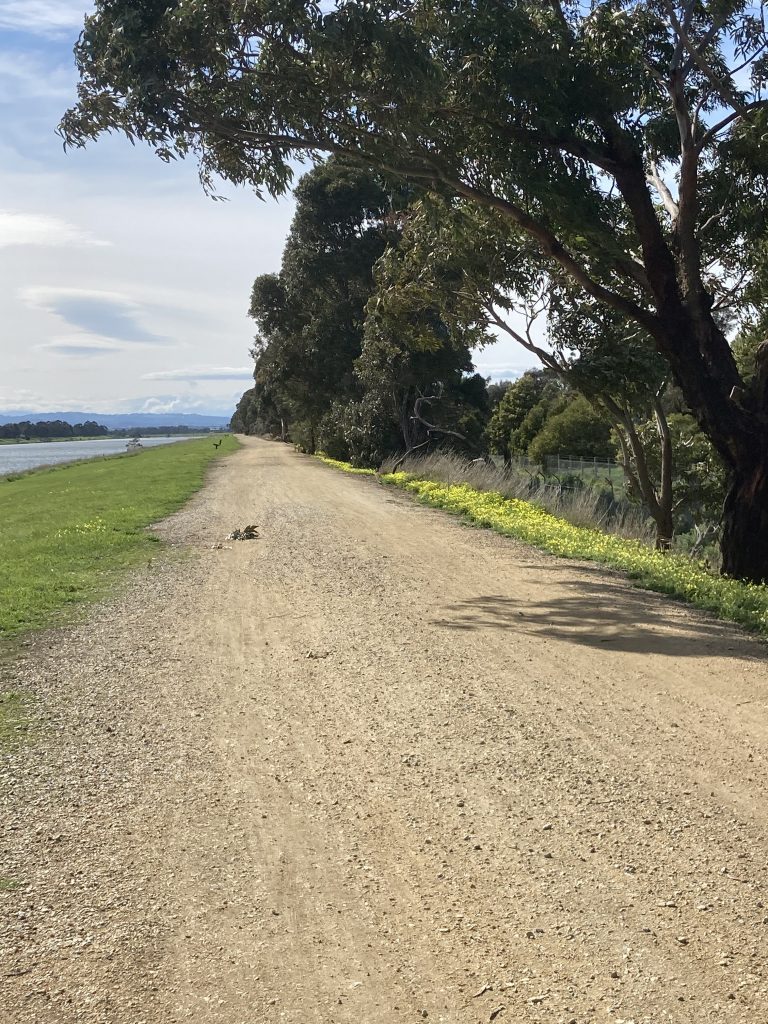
373,199 -> 681,547
62,1 -> 768,579
242,158 -> 396,450
357,295 -> 490,461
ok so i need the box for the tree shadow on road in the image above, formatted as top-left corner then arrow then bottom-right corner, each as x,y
430,571 -> 766,660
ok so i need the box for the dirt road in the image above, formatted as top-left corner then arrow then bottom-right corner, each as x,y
2,437 -> 768,1024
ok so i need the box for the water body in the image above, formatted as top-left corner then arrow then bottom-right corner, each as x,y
0,436 -> 204,476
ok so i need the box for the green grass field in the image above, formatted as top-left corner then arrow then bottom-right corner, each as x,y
0,435 -> 239,643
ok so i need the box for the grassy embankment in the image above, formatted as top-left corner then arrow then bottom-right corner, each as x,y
0,435 -> 239,645
316,454 -> 768,639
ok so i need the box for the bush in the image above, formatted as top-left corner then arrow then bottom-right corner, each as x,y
528,395 -> 614,462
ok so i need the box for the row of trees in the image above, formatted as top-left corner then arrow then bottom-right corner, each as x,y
230,160 -> 491,466
0,420 -> 109,440
62,1 -> 768,581
0,422 -> 222,440
491,368 -> 725,529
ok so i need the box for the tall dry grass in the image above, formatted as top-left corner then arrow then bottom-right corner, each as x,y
381,450 -> 655,544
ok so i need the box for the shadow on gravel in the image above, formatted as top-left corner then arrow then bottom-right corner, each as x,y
431,581 -> 766,660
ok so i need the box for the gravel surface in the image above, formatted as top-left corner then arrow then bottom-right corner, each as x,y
2,437 -> 768,1023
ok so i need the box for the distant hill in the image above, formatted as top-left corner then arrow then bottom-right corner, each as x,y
0,411 -> 231,429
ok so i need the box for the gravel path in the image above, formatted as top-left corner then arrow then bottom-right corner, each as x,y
2,437 -> 768,1024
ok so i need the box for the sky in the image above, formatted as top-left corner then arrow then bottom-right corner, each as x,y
0,2 -> 536,420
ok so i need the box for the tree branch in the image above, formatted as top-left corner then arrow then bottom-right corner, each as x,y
697,100 -> 768,151
647,160 -> 679,223
445,178 -> 658,332
482,304 -> 564,376
654,395 -> 674,524
663,0 -> 749,115
547,0 -> 571,34
666,0 -> 696,72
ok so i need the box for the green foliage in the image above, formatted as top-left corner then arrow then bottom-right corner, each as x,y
627,413 -> 726,527
364,195 -> 672,522
326,394 -> 404,468
0,436 -> 238,641
486,370 -> 560,459
235,158 -> 492,463
239,158 -> 397,449
356,302 -> 489,461
230,387 -> 258,434
528,395 -> 614,463
511,395 -> 562,457
61,0 -> 768,340
548,294 -> 668,410
0,420 -> 109,440
486,381 -> 512,411
731,327 -> 765,383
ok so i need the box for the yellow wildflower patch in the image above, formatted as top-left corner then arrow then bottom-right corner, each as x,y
315,455 -> 377,476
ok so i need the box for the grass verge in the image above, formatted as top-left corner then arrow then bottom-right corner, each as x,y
0,435 -> 239,642
316,454 -> 768,639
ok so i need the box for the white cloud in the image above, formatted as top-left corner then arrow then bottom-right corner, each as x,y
0,210 -> 109,249
0,390 -> 231,416
23,284 -> 124,306
37,334 -> 121,356
21,285 -> 168,344
143,366 -> 253,382
0,1 -> 90,35
139,395 -> 208,415
0,50 -> 73,100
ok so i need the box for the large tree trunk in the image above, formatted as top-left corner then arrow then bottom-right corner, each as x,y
667,339 -> 768,583
721,457 -> 768,583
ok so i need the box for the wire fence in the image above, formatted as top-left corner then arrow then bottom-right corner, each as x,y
500,454 -> 626,492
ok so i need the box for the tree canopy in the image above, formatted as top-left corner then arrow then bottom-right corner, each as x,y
233,157 -> 489,462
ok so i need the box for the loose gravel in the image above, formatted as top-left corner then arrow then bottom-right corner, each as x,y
2,438 -> 767,1023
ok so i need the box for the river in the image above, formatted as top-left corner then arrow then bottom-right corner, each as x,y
0,436 -> 205,475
